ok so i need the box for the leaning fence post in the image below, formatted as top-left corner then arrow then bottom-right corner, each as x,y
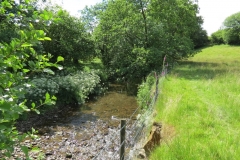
120,119 -> 126,160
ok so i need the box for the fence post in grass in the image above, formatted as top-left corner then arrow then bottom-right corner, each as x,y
120,119 -> 126,160
155,74 -> 159,103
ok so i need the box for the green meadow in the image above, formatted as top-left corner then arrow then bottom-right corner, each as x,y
150,45 -> 240,160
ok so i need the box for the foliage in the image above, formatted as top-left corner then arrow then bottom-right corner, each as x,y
88,0 -> 204,81
190,26 -> 209,48
137,73 -> 156,109
24,70 -> 105,109
0,0 -> 63,158
223,28 -> 240,45
0,0 -> 40,44
23,76 -> 59,112
81,1 -> 108,33
42,6 -> 96,65
210,29 -> 225,44
151,45 -> 240,159
222,12 -> 240,45
55,70 -> 101,104
223,11 -> 240,29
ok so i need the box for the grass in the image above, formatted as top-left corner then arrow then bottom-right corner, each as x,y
80,58 -> 104,71
150,45 -> 240,160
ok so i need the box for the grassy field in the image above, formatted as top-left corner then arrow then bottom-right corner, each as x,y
150,45 -> 240,160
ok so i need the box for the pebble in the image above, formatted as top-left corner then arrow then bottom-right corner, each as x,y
45,151 -> 53,156
10,116 -> 140,159
24,140 -> 30,143
66,153 -> 72,158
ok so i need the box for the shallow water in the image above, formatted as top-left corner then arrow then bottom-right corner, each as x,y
11,84 -> 140,159
70,90 -> 138,124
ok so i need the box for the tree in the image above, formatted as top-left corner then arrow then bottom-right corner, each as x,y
0,0 -> 63,157
211,29 -> 225,45
222,12 -> 240,45
190,16 -> 209,48
91,0 -> 202,81
80,1 -> 108,33
42,6 -> 95,65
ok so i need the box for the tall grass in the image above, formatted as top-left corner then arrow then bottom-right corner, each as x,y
150,45 -> 240,160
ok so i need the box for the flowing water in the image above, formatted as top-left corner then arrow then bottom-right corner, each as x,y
11,84 -> 140,160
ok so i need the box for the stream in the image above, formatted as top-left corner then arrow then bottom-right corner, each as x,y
10,84 -> 140,160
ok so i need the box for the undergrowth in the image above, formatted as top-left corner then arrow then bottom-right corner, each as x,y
23,69 -> 107,112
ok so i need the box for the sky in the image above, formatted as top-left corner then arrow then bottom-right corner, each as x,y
55,0 -> 240,36
198,0 -> 240,35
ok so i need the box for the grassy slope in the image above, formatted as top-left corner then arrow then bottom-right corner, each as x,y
150,45 -> 240,160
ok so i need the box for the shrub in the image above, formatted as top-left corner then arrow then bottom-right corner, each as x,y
223,28 -> 240,45
23,70 -> 104,112
137,73 -> 156,109
55,70 -> 101,105
210,30 -> 225,44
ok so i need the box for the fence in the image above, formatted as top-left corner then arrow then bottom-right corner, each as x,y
93,58 -> 168,160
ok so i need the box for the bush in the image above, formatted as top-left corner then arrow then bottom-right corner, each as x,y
55,70 -> 101,105
223,28 -> 240,45
210,30 -> 225,44
23,70 -> 105,111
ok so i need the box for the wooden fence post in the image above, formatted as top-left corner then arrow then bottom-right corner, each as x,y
155,75 -> 159,102
120,119 -> 126,160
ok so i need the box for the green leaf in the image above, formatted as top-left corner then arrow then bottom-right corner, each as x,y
52,95 -> 57,101
31,127 -> 36,133
44,37 -> 51,41
12,112 -> 19,119
31,103 -> 35,108
29,23 -> 34,29
57,56 -> 64,62
9,13 -> 14,17
45,92 -> 50,100
21,43 -> 33,47
31,147 -> 40,153
28,61 -> 35,68
0,124 -> 7,130
44,14 -> 49,20
20,146 -> 29,157
23,69 -> 30,73
43,68 -> 54,75
0,102 -> 11,111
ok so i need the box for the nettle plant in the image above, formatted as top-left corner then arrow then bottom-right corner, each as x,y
0,0 -> 63,158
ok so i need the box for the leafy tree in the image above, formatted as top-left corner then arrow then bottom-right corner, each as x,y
223,11 -> 240,29
222,12 -> 240,45
190,17 -> 209,48
42,6 -> 95,65
223,28 -> 240,45
91,0 -> 202,81
80,1 -> 108,33
211,29 -> 225,44
0,0 -> 63,158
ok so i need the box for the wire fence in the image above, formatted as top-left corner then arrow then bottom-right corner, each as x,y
93,57 -> 168,160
